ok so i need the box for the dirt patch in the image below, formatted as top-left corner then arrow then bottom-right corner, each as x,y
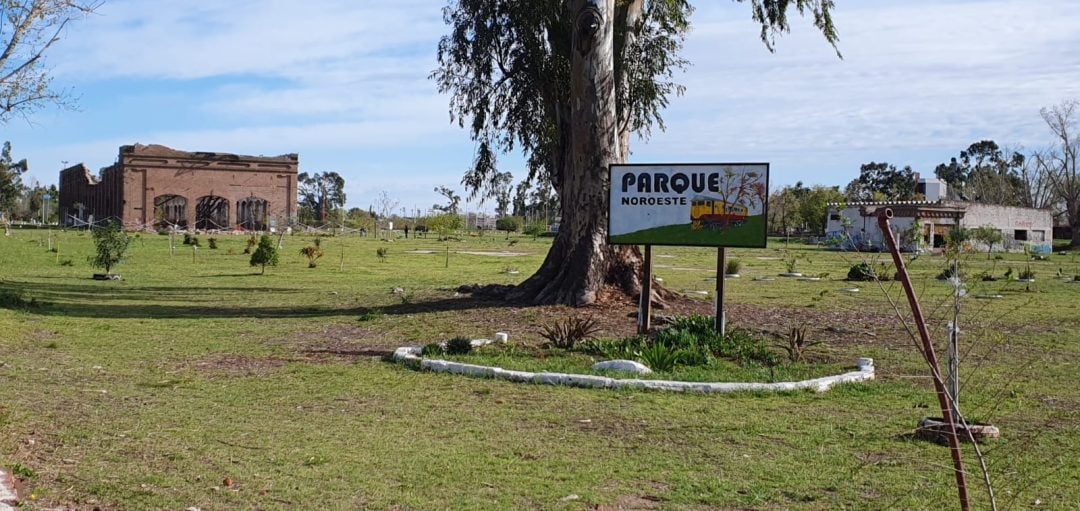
271,324 -> 398,362
596,495 -> 664,510
457,251 -> 530,257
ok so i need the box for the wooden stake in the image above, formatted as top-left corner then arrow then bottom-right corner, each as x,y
638,245 -> 653,334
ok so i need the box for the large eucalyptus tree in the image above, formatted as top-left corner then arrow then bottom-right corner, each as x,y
434,0 -> 839,305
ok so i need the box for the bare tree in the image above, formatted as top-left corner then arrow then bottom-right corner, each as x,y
1037,99 -> 1080,246
1,0 -> 100,123
374,190 -> 399,237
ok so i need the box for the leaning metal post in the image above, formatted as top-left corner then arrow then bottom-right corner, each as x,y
877,208 -> 971,511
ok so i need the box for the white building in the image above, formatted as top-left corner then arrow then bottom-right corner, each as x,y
826,201 -> 1053,254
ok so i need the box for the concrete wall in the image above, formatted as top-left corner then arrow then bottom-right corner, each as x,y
962,203 -> 1053,254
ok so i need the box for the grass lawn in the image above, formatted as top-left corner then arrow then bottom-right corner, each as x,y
1,229 -> 1078,510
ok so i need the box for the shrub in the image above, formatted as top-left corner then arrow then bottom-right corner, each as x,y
774,326 -> 824,363
583,337 -> 642,359
495,216 -> 520,238
1019,268 -> 1036,280
249,234 -> 280,274
189,236 -> 201,248
725,258 -> 742,275
376,247 -> 389,262
445,336 -> 473,355
784,256 -> 799,273
846,262 -> 877,281
523,225 -> 544,237
88,221 -> 131,276
636,342 -> 680,372
725,328 -> 780,367
208,237 -> 218,250
243,234 -> 258,254
0,290 -> 44,310
421,343 -> 444,357
300,245 -> 324,268
936,264 -> 960,281
539,317 -> 601,349
182,233 -> 193,245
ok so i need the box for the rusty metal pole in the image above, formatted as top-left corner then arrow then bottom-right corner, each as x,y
878,208 -> 970,511
638,245 -> 653,334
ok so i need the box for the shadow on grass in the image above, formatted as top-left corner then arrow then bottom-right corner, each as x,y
1,279 -> 527,319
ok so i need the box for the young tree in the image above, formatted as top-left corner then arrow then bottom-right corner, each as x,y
1037,99 -> 1080,247
969,225 -> 1003,260
298,172 -> 346,224
249,234 -> 280,274
88,221 -> 131,277
434,0 -> 838,305
850,162 -> 918,201
495,216 -> 520,239
427,213 -> 464,240
1,1 -> 98,123
0,142 -> 28,218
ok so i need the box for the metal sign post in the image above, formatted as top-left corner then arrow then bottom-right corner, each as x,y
715,247 -> 726,336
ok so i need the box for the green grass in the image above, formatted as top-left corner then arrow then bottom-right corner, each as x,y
0,229 -> 1077,510
609,214 -> 766,247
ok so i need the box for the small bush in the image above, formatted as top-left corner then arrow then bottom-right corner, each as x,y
376,247 -> 389,262
243,234 -> 258,254
523,225 -> 544,237
539,317 -> 601,349
847,262 -> 876,281
725,328 -> 780,367
936,265 -> 960,281
725,258 -> 742,275
182,233 -> 193,245
249,234 -> 280,274
189,236 -> 201,248
636,342 -> 680,372
208,237 -> 218,249
774,326 -> 824,363
421,343 -> 444,357
59,258 -> 73,266
1019,268 -> 1036,280
445,336 -> 473,355
300,245 -> 324,268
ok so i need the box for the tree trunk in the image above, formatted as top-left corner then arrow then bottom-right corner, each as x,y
509,0 -> 643,306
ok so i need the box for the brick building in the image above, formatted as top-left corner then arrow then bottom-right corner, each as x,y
59,144 -> 298,231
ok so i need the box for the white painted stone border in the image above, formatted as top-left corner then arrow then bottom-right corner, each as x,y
393,346 -> 875,394
0,469 -> 18,511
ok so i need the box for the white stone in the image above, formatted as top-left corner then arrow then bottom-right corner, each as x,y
494,332 -> 508,343
592,360 -> 652,375
857,358 -> 874,371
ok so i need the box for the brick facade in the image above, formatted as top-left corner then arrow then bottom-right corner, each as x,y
59,144 -> 298,231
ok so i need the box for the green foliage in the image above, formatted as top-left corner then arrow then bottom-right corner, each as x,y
725,258 -> 742,275
10,462 -> 35,480
539,316 -> 600,350
421,343 -> 444,357
182,233 -> 193,245
784,256 -> 799,273
0,142 -> 27,215
523,225 -> 544,237
970,225 -> 1003,259
243,234 -> 258,254
88,222 -> 131,275
427,214 -> 464,240
1019,268 -> 1036,280
298,172 -> 347,224
847,262 -> 878,281
636,342 -> 681,372
495,216 -> 520,236
300,245 -> 324,268
189,236 -> 200,248
208,237 -> 218,250
445,336 -> 473,355
376,247 -> 388,262
846,162 -> 917,201
249,234 -> 279,274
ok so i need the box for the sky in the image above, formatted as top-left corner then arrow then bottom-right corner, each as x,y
5,0 -> 1080,213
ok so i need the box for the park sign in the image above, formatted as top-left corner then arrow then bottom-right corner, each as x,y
608,163 -> 769,248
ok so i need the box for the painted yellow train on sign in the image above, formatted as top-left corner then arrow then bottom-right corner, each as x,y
690,196 -> 749,230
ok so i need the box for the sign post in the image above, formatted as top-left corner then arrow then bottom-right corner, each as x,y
608,163 -> 769,335
639,245 -> 653,334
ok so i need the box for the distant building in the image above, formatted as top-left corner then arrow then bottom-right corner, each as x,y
59,144 -> 298,231
826,201 -> 1053,254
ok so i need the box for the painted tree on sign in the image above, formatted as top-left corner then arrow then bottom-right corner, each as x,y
433,0 -> 839,305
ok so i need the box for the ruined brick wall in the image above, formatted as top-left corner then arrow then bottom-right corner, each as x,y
58,163 -> 123,225
60,144 -> 298,230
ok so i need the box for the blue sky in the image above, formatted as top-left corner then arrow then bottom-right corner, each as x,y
6,0 -> 1080,213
